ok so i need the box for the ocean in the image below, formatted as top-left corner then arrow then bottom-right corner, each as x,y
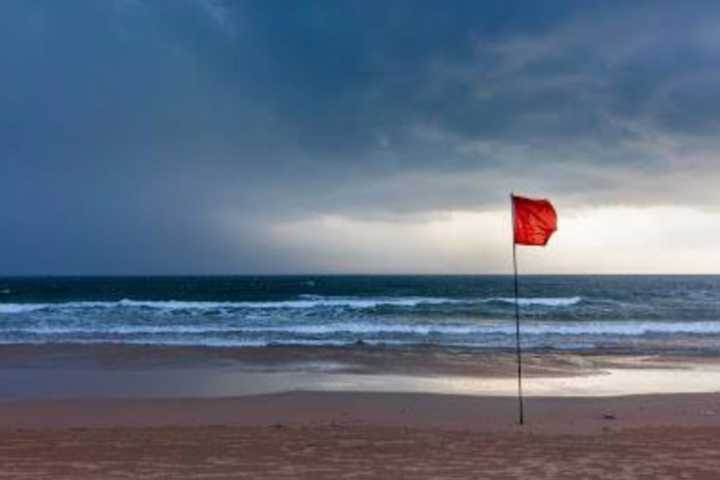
0,275 -> 719,353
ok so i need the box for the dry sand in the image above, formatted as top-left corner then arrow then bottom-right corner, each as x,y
3,424 -> 720,479
1,392 -> 720,478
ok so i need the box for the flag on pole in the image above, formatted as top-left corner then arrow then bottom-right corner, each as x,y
512,195 -> 557,246
510,194 -> 557,426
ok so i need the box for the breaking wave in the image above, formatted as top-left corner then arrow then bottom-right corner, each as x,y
484,296 -> 582,307
0,295 -> 582,314
4,320 -> 720,338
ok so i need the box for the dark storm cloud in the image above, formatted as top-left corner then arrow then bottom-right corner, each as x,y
1,0 -> 719,273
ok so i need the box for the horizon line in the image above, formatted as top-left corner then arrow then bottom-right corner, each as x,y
1,273 -> 720,278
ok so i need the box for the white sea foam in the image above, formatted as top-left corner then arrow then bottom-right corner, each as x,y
114,298 -> 433,310
484,296 -> 583,307
1,323 -> 486,336
0,295 -> 582,314
5,320 -> 720,337
0,297 -> 464,313
0,304 -> 49,314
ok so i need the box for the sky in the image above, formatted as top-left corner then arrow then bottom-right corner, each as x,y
2,0 -> 720,274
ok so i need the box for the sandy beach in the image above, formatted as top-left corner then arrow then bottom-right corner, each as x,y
2,392 -> 720,478
0,396 -> 719,479
1,345 -> 720,478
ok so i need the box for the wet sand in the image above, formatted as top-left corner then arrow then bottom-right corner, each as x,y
1,344 -> 719,399
2,344 -> 720,478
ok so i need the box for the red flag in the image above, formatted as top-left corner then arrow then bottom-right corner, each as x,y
512,195 -> 557,246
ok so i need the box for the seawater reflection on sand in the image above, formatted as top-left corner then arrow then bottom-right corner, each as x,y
2,360 -> 720,400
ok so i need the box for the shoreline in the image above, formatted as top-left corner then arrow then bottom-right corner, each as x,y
2,342 -> 717,370
2,344 -> 720,400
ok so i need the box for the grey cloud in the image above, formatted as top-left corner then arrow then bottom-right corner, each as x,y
1,0 -> 719,273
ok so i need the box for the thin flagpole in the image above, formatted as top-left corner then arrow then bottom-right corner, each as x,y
511,194 -> 525,425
